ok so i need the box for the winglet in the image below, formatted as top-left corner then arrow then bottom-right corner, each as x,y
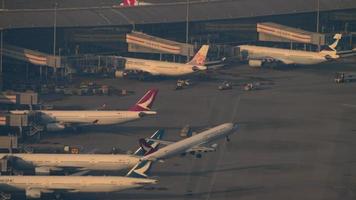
129,89 -> 158,111
134,129 -> 164,156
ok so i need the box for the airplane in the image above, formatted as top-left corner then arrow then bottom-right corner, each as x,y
0,160 -> 157,199
141,123 -> 238,161
118,0 -> 152,7
115,45 -> 210,78
0,130 -> 164,175
237,33 -> 347,67
10,89 -> 158,131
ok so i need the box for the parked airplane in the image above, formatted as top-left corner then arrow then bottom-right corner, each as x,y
119,0 -> 152,6
11,89 -> 158,131
141,123 -> 238,161
237,33 -> 344,67
116,45 -> 210,78
0,160 -> 156,199
0,130 -> 163,175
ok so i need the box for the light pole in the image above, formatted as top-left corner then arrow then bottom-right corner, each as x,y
0,29 -> 3,73
316,0 -> 320,51
53,1 -> 57,68
185,0 -> 190,61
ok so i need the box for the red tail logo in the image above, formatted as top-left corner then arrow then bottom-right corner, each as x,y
139,138 -> 158,156
121,0 -> 137,6
129,89 -> 158,111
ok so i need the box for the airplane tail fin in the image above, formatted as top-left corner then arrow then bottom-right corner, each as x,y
134,129 -> 164,156
320,33 -> 342,54
120,0 -> 137,6
126,160 -> 153,178
129,89 -> 158,112
187,45 -> 210,66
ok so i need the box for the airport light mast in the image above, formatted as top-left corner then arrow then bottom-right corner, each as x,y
316,0 -> 320,51
53,2 -> 58,69
0,29 -> 3,74
186,0 -> 190,61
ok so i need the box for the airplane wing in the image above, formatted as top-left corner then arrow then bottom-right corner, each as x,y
275,57 -> 294,65
337,49 -> 356,58
35,166 -> 63,174
145,138 -> 174,146
70,170 -> 90,176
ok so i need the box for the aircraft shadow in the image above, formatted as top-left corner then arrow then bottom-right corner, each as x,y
154,163 -> 294,177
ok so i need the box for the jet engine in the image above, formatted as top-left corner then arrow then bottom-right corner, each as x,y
248,60 -> 263,67
115,70 -> 127,78
26,189 -> 41,199
46,123 -> 66,131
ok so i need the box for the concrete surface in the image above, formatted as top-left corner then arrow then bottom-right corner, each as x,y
22,57 -> 356,200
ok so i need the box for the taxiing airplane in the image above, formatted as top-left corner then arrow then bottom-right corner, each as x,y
116,45 -> 210,78
0,160 -> 156,199
0,130 -> 163,175
141,123 -> 238,161
11,89 -> 158,131
237,33 -> 345,67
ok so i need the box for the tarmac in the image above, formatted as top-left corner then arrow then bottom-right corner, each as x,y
25,57 -> 356,200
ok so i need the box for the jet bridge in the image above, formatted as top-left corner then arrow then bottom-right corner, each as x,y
257,22 -> 325,45
0,112 -> 44,137
3,44 -> 61,69
0,91 -> 38,106
126,31 -> 195,57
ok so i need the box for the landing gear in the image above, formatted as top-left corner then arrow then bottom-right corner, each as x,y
226,136 -> 230,142
196,154 -> 202,159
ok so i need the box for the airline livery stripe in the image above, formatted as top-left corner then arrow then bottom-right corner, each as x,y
257,25 -> 312,43
127,38 -> 180,52
257,24 -> 312,39
24,53 -> 48,65
127,35 -> 180,50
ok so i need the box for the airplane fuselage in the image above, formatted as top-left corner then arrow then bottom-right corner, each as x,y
239,45 -> 339,65
40,110 -> 148,125
11,110 -> 156,127
143,123 -> 237,161
124,57 -> 207,76
0,153 -> 141,173
0,175 -> 157,195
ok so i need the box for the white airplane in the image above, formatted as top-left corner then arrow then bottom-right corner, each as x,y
116,45 -> 210,78
237,33 -> 344,67
0,130 -> 163,175
0,160 -> 157,199
141,123 -> 238,161
10,89 -> 158,131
